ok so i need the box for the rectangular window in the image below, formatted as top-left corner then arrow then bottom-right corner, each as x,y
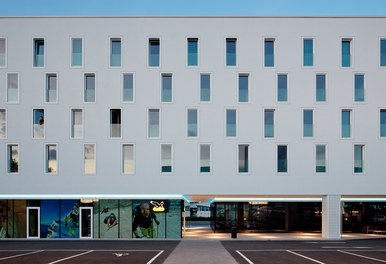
187,109 -> 198,137
226,109 -> 237,137
149,38 -> 160,67
264,109 -> 275,138
33,38 -> 44,67
381,109 -> 386,137
33,109 -> 44,139
122,73 -> 134,102
303,38 -> 314,66
342,109 -> 352,138
187,38 -> 198,66
110,109 -> 121,138
7,73 -> 19,103
148,109 -> 160,138
84,144 -> 96,174
381,39 -> 386,67
71,38 -> 83,67
7,144 -> 19,173
277,74 -> 288,102
84,73 -> 95,103
122,144 -> 134,174
0,109 -> 6,138
0,38 -> 6,67
315,144 -> 326,173
110,38 -> 121,67
200,144 -> 211,173
316,74 -> 326,102
277,145 -> 288,173
238,144 -> 249,173
342,39 -> 352,67
303,109 -> 314,138
200,73 -> 211,102
226,38 -> 236,66
71,109 -> 83,139
264,39 -> 275,67
238,74 -> 249,103
45,73 -> 57,103
161,73 -> 172,102
45,144 -> 57,174
161,144 -> 172,173
354,144 -> 364,173
354,74 -> 365,102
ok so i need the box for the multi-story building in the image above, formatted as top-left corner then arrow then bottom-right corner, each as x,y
1,16 -> 386,239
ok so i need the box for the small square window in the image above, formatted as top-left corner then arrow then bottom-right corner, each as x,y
33,38 -> 45,67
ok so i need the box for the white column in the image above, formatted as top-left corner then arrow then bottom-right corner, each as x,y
322,195 -> 342,239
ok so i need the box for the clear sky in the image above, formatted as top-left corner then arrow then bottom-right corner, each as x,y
1,0 -> 386,16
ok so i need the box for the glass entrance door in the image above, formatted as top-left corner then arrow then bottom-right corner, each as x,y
27,207 -> 40,238
79,207 -> 93,239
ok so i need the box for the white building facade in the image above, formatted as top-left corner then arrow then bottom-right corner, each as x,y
1,17 -> 386,239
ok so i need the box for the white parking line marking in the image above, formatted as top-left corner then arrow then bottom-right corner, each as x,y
322,247 -> 372,249
236,251 -> 254,264
287,250 -> 326,264
0,250 -> 44,261
147,250 -> 164,264
338,250 -> 386,263
47,250 -> 94,264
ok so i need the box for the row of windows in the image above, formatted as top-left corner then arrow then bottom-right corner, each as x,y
2,108 -> 386,139
3,142 -> 365,175
1,37 -> 386,68
2,71 -> 367,104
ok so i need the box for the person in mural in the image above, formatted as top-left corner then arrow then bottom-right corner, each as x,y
133,202 -> 160,238
104,213 -> 118,230
64,204 -> 79,238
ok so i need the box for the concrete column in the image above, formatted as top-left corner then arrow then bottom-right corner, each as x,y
322,195 -> 342,239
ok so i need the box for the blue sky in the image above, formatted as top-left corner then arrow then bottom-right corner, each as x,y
1,0 -> 386,16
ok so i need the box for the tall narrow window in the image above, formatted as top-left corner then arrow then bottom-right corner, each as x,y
84,144 -> 96,174
0,38 -> 6,67
381,109 -> 386,137
71,38 -> 82,67
264,109 -> 275,138
226,38 -> 236,66
226,109 -> 237,137
0,109 -> 6,138
84,73 -> 95,103
110,109 -> 121,138
238,74 -> 249,103
277,74 -> 288,102
122,144 -> 134,174
316,74 -> 326,102
354,144 -> 364,173
303,38 -> 314,66
149,38 -> 160,67
110,38 -> 121,67
354,74 -> 365,102
315,144 -> 326,173
7,144 -> 19,173
148,109 -> 160,138
71,109 -> 83,139
122,73 -> 134,102
161,73 -> 172,102
187,38 -> 198,66
45,144 -> 57,174
264,39 -> 275,67
381,39 -> 386,67
7,73 -> 19,103
45,73 -> 57,103
238,144 -> 249,173
342,109 -> 352,138
342,39 -> 352,67
303,109 -> 314,138
187,109 -> 198,137
200,144 -> 211,173
277,145 -> 288,173
33,38 -> 44,67
33,109 -> 44,139
200,73 -> 211,102
161,144 -> 172,173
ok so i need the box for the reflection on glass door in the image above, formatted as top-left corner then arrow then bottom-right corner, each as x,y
80,207 -> 93,239
27,207 -> 40,238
